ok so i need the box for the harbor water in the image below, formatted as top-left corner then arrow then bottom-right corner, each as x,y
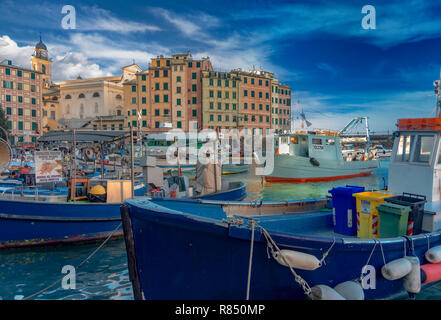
1,159 -> 440,300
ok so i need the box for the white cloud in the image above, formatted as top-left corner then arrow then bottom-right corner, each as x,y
68,33 -> 156,65
151,7 -> 219,38
52,52 -> 111,81
0,35 -> 111,81
0,35 -> 34,69
0,1 -> 160,34
79,6 -> 160,33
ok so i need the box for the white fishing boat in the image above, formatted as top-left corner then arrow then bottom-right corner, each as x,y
266,117 -> 379,183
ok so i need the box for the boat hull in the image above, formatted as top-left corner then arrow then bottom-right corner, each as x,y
0,200 -> 123,249
266,155 -> 378,183
124,199 -> 441,300
0,182 -> 247,248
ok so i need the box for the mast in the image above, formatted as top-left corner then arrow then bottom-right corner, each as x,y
72,128 -> 76,202
434,71 -> 441,117
130,123 -> 135,198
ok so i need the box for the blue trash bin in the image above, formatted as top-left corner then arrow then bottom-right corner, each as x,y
329,185 -> 365,235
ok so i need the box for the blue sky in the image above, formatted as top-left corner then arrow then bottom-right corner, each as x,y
0,0 -> 440,131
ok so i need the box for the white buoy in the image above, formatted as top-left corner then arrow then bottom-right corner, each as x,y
334,281 -> 365,300
381,258 -> 412,280
425,246 -> 441,263
274,249 -> 320,271
403,256 -> 421,294
310,285 -> 346,300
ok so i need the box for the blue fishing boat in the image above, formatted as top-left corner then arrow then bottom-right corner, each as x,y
122,198 -> 441,300
121,112 -> 441,300
0,200 -> 123,248
0,179 -> 246,249
0,130 -> 247,249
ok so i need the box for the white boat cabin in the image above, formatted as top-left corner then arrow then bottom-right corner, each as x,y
277,133 -> 366,162
389,125 -> 441,202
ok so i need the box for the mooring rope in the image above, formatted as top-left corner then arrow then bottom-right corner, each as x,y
22,222 -> 122,300
359,239 -> 378,283
378,240 -> 387,265
318,237 -> 336,267
256,224 -> 312,296
246,220 -> 256,300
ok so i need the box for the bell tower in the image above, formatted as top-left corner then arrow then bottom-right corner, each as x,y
31,34 -> 52,87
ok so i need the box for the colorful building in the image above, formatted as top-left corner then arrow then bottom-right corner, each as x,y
0,56 -> 44,144
201,71 -> 242,132
124,52 -> 213,134
229,69 -> 273,136
271,79 -> 291,134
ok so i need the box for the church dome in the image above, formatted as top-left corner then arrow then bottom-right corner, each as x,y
36,40 -> 47,51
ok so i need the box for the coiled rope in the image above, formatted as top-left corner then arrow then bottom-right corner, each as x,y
22,222 -> 122,300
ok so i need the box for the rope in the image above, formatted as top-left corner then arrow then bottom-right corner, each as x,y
360,239 -> 377,282
257,225 -> 312,296
246,220 -> 256,300
318,237 -> 336,267
23,222 -> 122,300
379,240 -> 387,265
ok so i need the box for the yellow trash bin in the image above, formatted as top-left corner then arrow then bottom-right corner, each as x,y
353,189 -> 392,238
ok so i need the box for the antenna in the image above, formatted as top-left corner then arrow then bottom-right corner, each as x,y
433,72 -> 441,117
299,108 -> 312,128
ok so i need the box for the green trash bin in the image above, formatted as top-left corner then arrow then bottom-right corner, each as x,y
377,203 -> 411,238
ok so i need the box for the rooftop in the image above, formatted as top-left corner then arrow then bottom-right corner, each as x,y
38,130 -> 129,143
0,59 -> 43,74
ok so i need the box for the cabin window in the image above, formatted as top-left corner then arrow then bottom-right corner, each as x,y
326,139 -> 335,146
395,135 -> 414,162
412,135 -> 434,163
290,136 -> 299,144
281,137 -> 288,144
312,138 -> 322,145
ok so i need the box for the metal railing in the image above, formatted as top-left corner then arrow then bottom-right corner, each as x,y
1,185 -> 40,201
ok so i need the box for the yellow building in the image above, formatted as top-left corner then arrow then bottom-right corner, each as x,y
42,85 -> 62,132
31,36 -> 52,88
123,52 -> 213,134
123,70 -> 149,134
201,71 -> 243,132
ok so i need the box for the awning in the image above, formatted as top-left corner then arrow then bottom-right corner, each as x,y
38,130 -> 130,143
